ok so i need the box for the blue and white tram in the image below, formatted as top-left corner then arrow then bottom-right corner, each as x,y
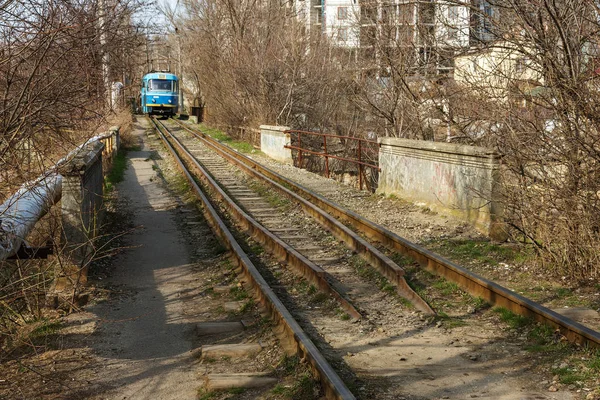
140,72 -> 179,117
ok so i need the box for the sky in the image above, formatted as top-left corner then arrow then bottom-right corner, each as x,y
160,0 -> 180,20
134,0 -> 180,33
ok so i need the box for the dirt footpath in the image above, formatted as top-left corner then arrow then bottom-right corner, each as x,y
0,119 -> 217,399
76,118 -> 202,398
58,120 -> 204,399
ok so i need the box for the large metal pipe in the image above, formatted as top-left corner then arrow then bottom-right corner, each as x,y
0,174 -> 62,260
0,130 -> 117,261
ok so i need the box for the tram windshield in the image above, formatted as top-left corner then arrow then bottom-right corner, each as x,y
148,79 -> 174,91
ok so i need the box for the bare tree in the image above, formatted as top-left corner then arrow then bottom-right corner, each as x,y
445,0 -> 600,280
0,0 -> 149,353
176,0 -> 350,130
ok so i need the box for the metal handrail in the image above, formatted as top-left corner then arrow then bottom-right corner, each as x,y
283,129 -> 379,190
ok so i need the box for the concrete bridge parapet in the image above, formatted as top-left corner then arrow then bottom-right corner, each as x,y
377,137 -> 505,240
58,140 -> 105,285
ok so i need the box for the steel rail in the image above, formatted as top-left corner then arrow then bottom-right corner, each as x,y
154,118 -> 361,320
176,119 -> 600,349
170,119 -> 434,315
150,117 -> 357,399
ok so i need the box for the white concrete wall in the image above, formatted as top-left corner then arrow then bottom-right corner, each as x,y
435,1 -> 470,48
325,0 -> 360,48
260,125 -> 293,164
294,0 -> 313,35
378,137 -> 505,239
454,42 -> 543,100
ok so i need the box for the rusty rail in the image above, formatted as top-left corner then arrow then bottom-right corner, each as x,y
178,120 -> 600,349
284,129 -> 379,191
155,121 -> 360,320
150,117 -> 357,399
171,119 -> 433,314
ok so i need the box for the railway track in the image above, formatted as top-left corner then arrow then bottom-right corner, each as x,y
149,116 -> 600,399
165,118 -> 600,351
151,117 -> 357,399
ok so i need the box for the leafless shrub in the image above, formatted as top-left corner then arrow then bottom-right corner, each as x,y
176,0 -> 351,130
0,0 -> 148,353
445,0 -> 600,280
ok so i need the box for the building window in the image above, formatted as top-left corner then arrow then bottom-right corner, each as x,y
516,57 -> 528,73
471,0 -> 496,43
338,6 -> 348,20
298,5 -> 306,19
339,27 -> 349,42
398,3 -> 413,23
447,5 -> 460,40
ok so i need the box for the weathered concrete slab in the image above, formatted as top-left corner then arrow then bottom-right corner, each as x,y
377,137 -> 505,239
201,343 -> 262,359
260,125 -> 292,164
310,256 -> 342,265
553,307 -> 600,322
213,285 -> 234,293
203,373 -> 277,391
196,322 -> 244,335
223,301 -> 246,311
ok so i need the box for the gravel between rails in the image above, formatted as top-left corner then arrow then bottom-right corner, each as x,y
171,123 -> 579,400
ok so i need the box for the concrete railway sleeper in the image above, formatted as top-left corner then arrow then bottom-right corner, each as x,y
170,118 -> 600,350
150,116 -> 356,399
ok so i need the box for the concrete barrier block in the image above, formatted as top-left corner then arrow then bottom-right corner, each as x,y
109,126 -> 120,152
260,125 -> 292,164
60,140 -> 105,265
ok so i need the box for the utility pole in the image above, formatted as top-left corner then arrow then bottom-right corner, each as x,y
176,27 -> 184,113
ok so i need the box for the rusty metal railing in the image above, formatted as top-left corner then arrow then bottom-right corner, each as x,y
98,126 -> 120,165
284,130 -> 380,191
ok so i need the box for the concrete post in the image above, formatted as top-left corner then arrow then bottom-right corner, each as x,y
108,125 -> 120,153
260,125 -> 292,164
58,140 -> 105,286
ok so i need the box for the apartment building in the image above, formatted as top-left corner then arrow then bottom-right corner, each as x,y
454,42 -> 544,102
294,0 -> 360,47
294,0 -> 497,72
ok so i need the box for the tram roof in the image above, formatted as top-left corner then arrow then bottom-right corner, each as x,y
143,72 -> 178,81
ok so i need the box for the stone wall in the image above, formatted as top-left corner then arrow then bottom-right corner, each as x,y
260,125 -> 292,164
378,137 -> 504,239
